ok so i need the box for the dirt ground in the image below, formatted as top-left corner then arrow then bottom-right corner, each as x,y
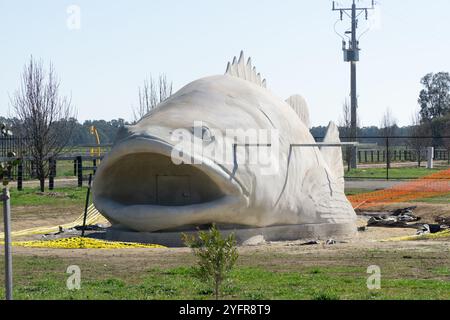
4,199 -> 449,234
5,204 -> 82,233
0,202 -> 448,302
1,200 -> 448,269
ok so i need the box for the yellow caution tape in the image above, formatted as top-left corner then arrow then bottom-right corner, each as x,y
0,204 -> 107,238
0,204 -> 165,249
382,229 -> 450,242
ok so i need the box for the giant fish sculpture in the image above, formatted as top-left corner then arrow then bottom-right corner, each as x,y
92,52 -> 356,239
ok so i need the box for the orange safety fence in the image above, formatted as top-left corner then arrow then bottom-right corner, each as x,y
348,168 -> 450,209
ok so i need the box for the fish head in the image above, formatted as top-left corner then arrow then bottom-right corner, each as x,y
92,75 -> 280,232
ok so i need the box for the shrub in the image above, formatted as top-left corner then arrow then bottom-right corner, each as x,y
182,224 -> 238,300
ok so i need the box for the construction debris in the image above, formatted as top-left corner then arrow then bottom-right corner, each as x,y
416,223 -> 449,235
435,216 -> 449,225
367,215 -> 421,229
43,224 -> 108,238
391,206 -> 417,216
74,224 -> 107,232
364,207 -> 450,235
300,240 -> 320,246
366,207 -> 421,229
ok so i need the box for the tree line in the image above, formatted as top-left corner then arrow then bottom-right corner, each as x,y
0,116 -> 129,146
2,116 -> 441,148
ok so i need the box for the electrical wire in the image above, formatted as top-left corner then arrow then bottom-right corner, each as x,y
333,19 -> 346,41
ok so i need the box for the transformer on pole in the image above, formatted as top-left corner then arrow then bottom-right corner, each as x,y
332,0 -> 376,169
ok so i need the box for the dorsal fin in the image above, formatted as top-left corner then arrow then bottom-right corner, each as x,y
285,95 -> 311,128
225,51 -> 267,88
320,121 -> 345,190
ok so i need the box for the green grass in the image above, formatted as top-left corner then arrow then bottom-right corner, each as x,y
414,193 -> 450,204
9,187 -> 88,206
0,255 -> 448,300
56,160 -> 76,177
433,267 -> 450,277
345,188 -> 450,204
345,167 -> 445,179
345,188 -> 376,196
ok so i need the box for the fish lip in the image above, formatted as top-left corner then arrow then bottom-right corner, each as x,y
92,135 -> 248,232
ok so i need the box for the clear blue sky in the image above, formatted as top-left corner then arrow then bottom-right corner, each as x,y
1,0 -> 449,127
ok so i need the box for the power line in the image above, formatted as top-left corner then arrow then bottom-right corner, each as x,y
332,0 -> 376,169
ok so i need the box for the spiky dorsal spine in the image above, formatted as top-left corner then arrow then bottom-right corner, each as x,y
225,51 -> 267,88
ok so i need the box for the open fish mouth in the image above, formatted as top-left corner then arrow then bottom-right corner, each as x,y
92,136 -> 247,232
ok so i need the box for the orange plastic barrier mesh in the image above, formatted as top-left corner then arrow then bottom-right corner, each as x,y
348,168 -> 450,209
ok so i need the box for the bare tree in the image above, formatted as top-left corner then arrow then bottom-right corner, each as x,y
10,57 -> 76,191
339,99 -> 359,171
380,107 -> 398,169
132,74 -> 173,122
380,107 -> 398,138
408,112 -> 432,167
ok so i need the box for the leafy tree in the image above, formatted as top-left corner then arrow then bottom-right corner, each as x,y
429,113 -> 450,148
441,114 -> 450,148
182,224 -> 238,300
418,72 -> 450,121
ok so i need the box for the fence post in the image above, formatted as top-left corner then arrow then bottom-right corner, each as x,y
427,147 -> 434,169
73,159 -> 77,176
386,137 -> 390,180
17,158 -> 23,191
77,156 -> 83,187
2,187 -> 13,300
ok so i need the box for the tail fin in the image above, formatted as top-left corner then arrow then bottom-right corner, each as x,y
320,121 -> 345,189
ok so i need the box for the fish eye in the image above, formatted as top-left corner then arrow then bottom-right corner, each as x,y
201,126 -> 214,142
193,125 -> 214,143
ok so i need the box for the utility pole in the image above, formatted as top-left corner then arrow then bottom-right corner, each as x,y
332,0 -> 376,169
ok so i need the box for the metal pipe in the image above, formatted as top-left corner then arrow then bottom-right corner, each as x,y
81,174 -> 93,237
2,187 -> 13,300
